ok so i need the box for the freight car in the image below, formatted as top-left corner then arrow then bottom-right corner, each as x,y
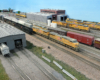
49,32 -> 79,51
0,43 -> 10,56
67,31 -> 94,46
1,16 -> 100,49
32,26 -> 79,51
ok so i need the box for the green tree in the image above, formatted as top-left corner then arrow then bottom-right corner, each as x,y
8,8 -> 11,12
0,10 -> 1,12
18,11 -> 20,14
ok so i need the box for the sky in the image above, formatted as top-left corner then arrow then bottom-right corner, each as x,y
0,0 -> 100,22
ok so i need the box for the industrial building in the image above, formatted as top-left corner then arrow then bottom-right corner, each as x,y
26,9 -> 67,23
0,23 -> 26,50
27,12 -> 54,23
27,9 -> 67,23
0,9 -> 67,23
40,9 -> 65,15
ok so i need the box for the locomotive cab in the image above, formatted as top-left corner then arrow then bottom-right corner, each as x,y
71,39 -> 79,51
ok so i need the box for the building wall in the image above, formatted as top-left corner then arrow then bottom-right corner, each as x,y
27,13 -> 52,23
40,9 -> 65,15
57,15 -> 67,21
0,34 -> 26,50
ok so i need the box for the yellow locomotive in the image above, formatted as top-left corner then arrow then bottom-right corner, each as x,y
16,13 -> 27,18
32,26 -> 49,38
52,20 -> 67,27
34,24 -> 47,30
49,32 -> 79,51
32,26 -> 79,51
52,20 -> 90,32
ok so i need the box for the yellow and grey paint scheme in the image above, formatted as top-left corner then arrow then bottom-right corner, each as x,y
52,20 -> 90,32
16,13 -> 27,18
32,26 -> 79,51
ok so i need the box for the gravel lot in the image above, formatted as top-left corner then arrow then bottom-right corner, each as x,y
26,33 -> 100,80
0,48 -> 65,80
0,55 -> 22,80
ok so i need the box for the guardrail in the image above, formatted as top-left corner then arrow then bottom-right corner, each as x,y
42,55 -> 78,80
42,55 -> 51,62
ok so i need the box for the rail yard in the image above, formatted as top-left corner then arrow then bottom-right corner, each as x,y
0,9 -> 100,80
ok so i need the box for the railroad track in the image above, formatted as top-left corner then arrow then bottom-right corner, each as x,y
2,14 -> 100,69
80,48 -> 100,63
18,48 -> 57,80
79,43 -> 100,57
3,13 -> 100,38
60,27 -> 100,38
33,34 -> 100,71
5,54 -> 31,80
90,29 -> 100,37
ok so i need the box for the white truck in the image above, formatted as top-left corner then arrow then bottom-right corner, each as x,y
0,43 -> 10,56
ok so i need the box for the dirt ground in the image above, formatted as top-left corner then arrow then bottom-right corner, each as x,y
26,33 -> 100,80
0,48 -> 65,80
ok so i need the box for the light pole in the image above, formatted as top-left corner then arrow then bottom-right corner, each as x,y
2,15 -> 4,23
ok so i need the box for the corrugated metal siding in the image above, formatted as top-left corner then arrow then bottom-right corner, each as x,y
0,24 -> 25,39
26,13 -> 52,23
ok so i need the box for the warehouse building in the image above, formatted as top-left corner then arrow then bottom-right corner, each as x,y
40,9 -> 67,21
57,15 -> 67,21
27,12 -> 55,23
0,23 -> 26,50
40,9 -> 65,15
27,12 -> 67,23
27,9 -> 67,23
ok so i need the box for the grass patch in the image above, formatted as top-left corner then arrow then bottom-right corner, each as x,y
0,60 -> 10,80
10,50 -> 19,57
26,41 -> 90,80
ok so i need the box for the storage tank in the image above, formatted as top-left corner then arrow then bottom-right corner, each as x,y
50,23 -> 57,28
53,23 -> 57,28
50,23 -> 53,27
47,20 -> 51,26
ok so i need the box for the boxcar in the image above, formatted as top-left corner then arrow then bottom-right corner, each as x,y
67,31 -> 94,45
94,38 -> 100,49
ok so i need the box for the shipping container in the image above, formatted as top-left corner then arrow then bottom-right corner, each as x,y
94,38 -> 100,49
67,31 -> 94,45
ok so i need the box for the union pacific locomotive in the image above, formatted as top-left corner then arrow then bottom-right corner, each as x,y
0,15 -> 100,50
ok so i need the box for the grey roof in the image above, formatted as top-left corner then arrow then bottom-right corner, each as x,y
95,38 -> 100,41
53,20 -> 66,23
50,32 -> 58,35
96,24 -> 100,26
43,30 -> 49,32
48,27 -> 67,32
0,23 -> 25,38
24,22 -> 33,28
62,36 -> 77,42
